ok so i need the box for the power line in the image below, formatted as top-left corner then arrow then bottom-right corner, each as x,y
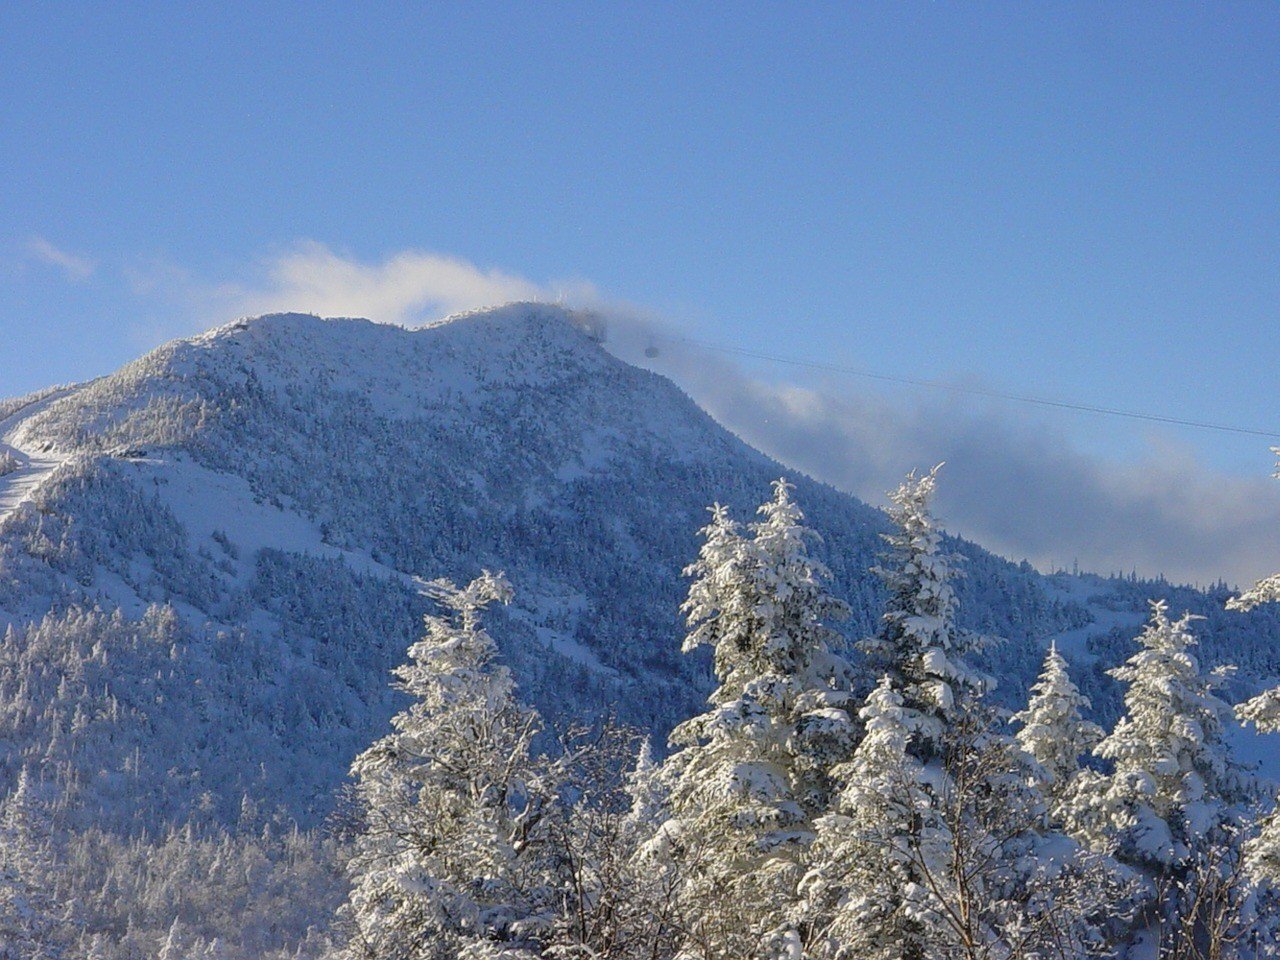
653,334 -> 1280,441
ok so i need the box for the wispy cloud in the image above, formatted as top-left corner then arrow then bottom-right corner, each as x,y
24,236 -> 96,282
603,310 -> 1280,588
130,243 -> 1280,586
132,241 -> 597,332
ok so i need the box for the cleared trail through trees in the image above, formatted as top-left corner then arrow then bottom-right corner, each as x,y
0,447 -> 63,525
0,390 -> 72,526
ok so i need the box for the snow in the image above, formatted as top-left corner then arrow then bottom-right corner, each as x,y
0,388 -> 73,528
0,447 -> 63,528
1042,573 -> 1147,666
1043,574 -> 1280,784
2,304 -> 1279,957
134,455 -> 405,585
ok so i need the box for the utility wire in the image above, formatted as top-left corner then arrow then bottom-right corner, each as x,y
652,333 -> 1280,440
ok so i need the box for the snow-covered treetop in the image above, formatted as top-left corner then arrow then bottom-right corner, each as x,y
1011,642 -> 1102,792
344,570 -> 552,960
394,570 -> 516,710
1096,600 -> 1248,820
680,479 -> 851,702
421,569 -> 514,637
835,676 -> 925,819
662,481 -> 860,955
1237,687 -> 1280,735
861,466 -> 991,753
623,737 -> 668,832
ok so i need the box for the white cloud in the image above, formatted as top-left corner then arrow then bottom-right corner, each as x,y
211,241 -> 599,327
24,236 -> 96,282
130,242 -> 602,341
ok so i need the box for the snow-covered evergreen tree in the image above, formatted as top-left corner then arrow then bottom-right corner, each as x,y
661,480 -> 858,959
804,679 -> 1128,960
0,768 -> 67,959
1092,601 -> 1250,870
624,737 -> 668,837
341,572 -> 555,960
1246,813 -> 1280,891
1237,687 -> 1280,735
156,917 -> 187,960
1132,688 -> 1280,960
1229,513 -> 1280,904
802,677 -> 940,960
1235,688 -> 1280,889
800,469 -> 1129,960
860,467 -> 990,758
1011,642 -> 1103,812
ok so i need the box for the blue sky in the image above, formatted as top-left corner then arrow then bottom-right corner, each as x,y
2,3 -> 1278,581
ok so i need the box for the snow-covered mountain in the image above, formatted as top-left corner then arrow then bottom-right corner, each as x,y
1,304 -> 1277,835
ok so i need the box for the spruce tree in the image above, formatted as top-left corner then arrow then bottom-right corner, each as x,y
1093,601 -> 1249,870
802,677 -> 940,960
0,768 -> 66,960
1011,642 -> 1103,813
662,480 -> 857,959
1229,497 -> 1280,902
809,677 -> 1129,960
1236,688 -> 1280,889
341,572 -> 554,960
623,737 -> 668,836
157,917 -> 187,960
860,466 -> 990,758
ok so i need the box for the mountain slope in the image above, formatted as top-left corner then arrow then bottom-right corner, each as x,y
0,304 -> 1275,835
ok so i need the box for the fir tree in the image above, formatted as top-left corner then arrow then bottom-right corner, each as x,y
662,480 -> 857,959
1093,601 -> 1250,870
1011,642 -> 1103,812
802,677 -> 940,960
157,917 -> 187,960
1236,687 -> 1280,890
341,572 -> 554,960
804,679 -> 1127,960
1229,516 -> 1280,915
860,466 -> 990,758
623,737 -> 668,837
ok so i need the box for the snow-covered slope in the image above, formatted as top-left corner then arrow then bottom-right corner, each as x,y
0,388 -> 72,527
0,304 -> 1277,834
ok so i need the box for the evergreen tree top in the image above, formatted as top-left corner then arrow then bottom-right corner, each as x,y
680,478 -> 850,697
861,466 -> 993,754
1094,599 -> 1251,866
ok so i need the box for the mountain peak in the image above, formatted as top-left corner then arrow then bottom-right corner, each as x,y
425,300 -> 608,344
5,303 -> 626,457
196,302 -> 607,355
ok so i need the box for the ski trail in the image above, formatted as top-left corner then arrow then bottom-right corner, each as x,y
0,448 -> 63,525
1041,573 -> 1147,666
0,388 -> 74,526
